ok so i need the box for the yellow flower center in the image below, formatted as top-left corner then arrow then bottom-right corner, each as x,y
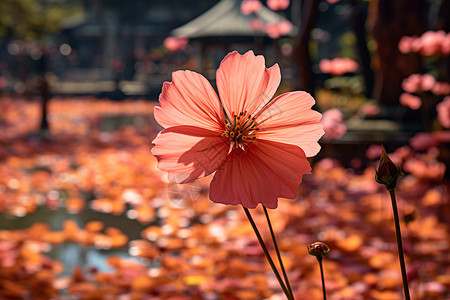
222,111 -> 259,150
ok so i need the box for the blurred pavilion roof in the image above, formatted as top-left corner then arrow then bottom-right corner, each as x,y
171,0 -> 296,38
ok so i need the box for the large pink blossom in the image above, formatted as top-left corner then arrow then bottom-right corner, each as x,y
437,96 -> 450,128
152,51 -> 324,209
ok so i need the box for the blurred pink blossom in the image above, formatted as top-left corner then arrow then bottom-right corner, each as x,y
350,158 -> 362,169
401,73 -> 436,93
420,74 -> 436,91
418,30 -> 446,56
410,37 -> 423,53
409,132 -> 438,151
400,93 -> 422,110
433,130 -> 450,143
366,144 -> 382,160
431,81 -> 450,96
110,59 -> 125,73
442,32 -> 450,54
240,0 -> 262,15
360,103 -> 380,116
267,0 -> 290,10
0,77 -> 8,89
399,31 -> 450,56
163,36 -> 188,52
326,0 -> 341,3
391,146 -> 412,163
321,108 -> 347,139
401,74 -> 422,93
265,21 -> 292,39
404,157 -> 445,180
436,96 -> 450,128
249,18 -> 264,31
398,36 -> 416,54
319,59 -> 332,73
319,58 -> 358,76
316,158 -> 341,170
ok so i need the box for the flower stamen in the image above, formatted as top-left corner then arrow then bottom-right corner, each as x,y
223,111 -> 259,150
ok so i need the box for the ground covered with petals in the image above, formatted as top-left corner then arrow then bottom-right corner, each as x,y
0,97 -> 449,299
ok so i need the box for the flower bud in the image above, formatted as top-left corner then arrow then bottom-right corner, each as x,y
375,146 -> 404,191
307,242 -> 331,259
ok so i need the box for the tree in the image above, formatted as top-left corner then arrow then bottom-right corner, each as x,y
369,0 -> 426,106
0,0 -> 80,131
293,0 -> 319,95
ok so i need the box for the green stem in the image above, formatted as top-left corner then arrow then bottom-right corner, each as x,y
317,257 -> 326,300
263,206 -> 294,298
243,207 -> 293,300
389,190 -> 411,300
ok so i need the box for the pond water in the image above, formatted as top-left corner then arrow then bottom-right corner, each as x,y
0,205 -> 150,276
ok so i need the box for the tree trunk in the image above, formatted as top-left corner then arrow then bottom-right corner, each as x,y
38,52 -> 50,131
369,0 -> 426,106
293,0 -> 319,95
350,0 -> 374,98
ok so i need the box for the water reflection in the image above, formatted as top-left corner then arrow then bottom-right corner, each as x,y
0,205 -> 150,275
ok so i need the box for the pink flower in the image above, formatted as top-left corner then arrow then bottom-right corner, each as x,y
433,130 -> 450,143
431,81 -> 450,96
420,74 -> 435,91
366,144 -> 382,160
240,0 -> 262,15
264,21 -> 292,39
401,74 -> 422,93
437,96 -> 450,128
267,0 -> 290,11
249,18 -> 264,31
151,51 -> 324,209
398,36 -> 416,54
409,132 -> 438,151
418,30 -> 446,56
319,58 -> 358,76
403,157 -> 445,180
163,36 -> 188,52
360,103 -> 380,116
399,93 -> 422,110
321,108 -> 346,139
402,73 -> 436,93
319,59 -> 332,74
442,33 -> 450,55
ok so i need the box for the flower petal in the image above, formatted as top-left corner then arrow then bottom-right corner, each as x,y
209,140 -> 311,209
152,126 -> 228,183
216,50 -> 281,119
155,70 -> 224,130
255,91 -> 324,157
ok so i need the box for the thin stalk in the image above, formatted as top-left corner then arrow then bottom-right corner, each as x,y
317,257 -> 326,300
243,207 -> 293,300
389,190 -> 411,300
263,206 -> 294,298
